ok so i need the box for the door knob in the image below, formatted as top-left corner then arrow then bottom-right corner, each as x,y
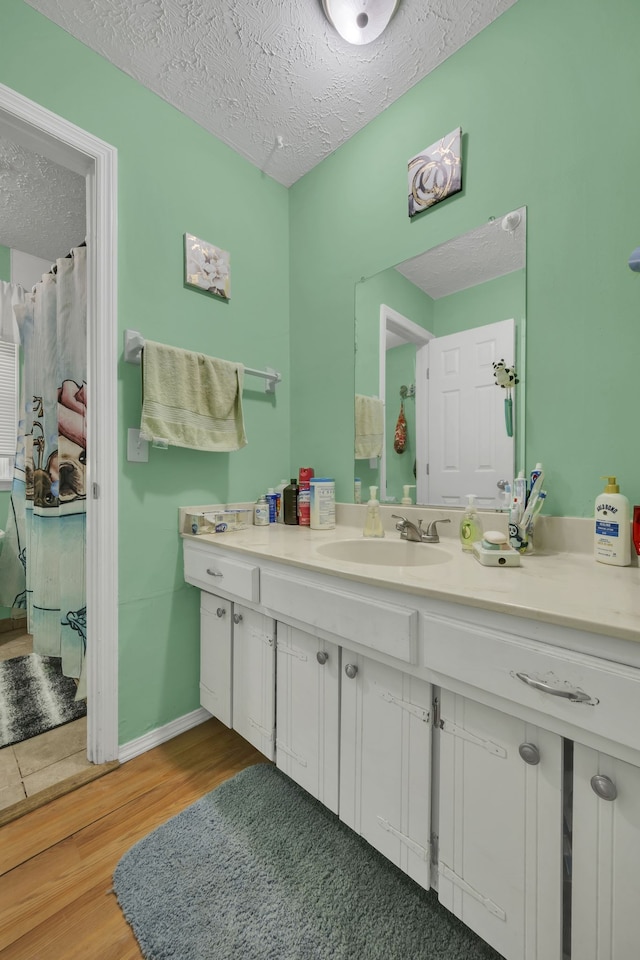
518,742 -> 540,765
590,774 -> 617,801
316,651 -> 329,665
344,663 -> 358,679
216,607 -> 226,618
233,613 -> 243,624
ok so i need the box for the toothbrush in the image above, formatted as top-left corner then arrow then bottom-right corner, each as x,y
521,477 -> 545,530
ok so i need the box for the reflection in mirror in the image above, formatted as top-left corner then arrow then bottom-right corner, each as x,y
354,208 -> 526,508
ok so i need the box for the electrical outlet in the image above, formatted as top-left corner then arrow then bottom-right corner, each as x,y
127,428 -> 149,463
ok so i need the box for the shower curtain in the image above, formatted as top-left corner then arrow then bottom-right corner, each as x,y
0,247 -> 87,697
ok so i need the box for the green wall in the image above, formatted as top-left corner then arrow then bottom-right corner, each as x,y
0,244 -> 9,280
290,0 -> 640,519
434,270 -> 525,338
1,0 -> 290,743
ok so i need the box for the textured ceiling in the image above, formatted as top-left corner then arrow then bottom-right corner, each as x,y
25,0 -> 517,187
0,136 -> 85,261
395,206 -> 526,299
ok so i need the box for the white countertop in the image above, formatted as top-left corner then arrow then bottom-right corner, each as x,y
181,506 -> 640,644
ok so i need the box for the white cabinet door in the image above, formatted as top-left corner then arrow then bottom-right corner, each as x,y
276,624 -> 340,812
339,653 -> 432,890
200,591 -> 233,727
572,744 -> 640,960
232,605 -> 276,761
437,691 -> 563,960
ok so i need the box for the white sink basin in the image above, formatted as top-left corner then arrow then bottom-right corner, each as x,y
315,538 -> 451,567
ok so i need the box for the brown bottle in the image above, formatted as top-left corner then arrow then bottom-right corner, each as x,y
283,479 -> 299,525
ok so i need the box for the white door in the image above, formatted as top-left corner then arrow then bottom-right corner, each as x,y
428,318 -> 515,507
572,744 -> 640,960
437,691 -> 563,960
276,624 -> 340,812
339,654 -> 432,890
232,605 -> 276,760
200,592 -> 233,727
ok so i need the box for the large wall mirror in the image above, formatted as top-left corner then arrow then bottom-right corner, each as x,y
354,207 -> 526,508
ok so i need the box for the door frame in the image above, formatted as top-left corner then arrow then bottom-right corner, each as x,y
379,304 -> 433,504
0,83 -> 119,763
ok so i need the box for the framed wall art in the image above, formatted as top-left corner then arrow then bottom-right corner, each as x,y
408,127 -> 462,218
184,233 -> 231,300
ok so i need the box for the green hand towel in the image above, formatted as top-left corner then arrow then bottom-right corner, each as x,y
140,340 -> 247,452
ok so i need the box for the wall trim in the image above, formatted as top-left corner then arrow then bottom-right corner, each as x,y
0,83 -> 119,763
118,708 -> 211,763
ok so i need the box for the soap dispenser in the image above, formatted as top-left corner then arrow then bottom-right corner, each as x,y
460,494 -> 483,552
363,486 -> 385,538
401,485 -> 416,506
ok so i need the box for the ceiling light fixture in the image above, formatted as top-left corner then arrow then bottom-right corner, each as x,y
322,0 -> 400,45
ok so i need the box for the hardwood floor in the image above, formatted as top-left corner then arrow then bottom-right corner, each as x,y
0,718 -> 265,959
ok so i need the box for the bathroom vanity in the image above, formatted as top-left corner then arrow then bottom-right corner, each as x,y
181,510 -> 640,960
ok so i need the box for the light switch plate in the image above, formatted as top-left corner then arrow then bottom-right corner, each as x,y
127,428 -> 149,463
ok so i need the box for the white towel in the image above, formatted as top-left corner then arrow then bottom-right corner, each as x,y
140,340 -> 247,452
355,394 -> 384,459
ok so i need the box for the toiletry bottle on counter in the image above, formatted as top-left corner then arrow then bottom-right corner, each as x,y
354,478 -> 362,504
460,495 -> 483,552
310,478 -> 336,529
265,488 -> 278,523
283,479 -> 299,525
297,467 -> 314,526
253,496 -> 269,526
401,485 -> 416,506
594,476 -> 630,566
363,486 -> 385,538
275,479 -> 288,523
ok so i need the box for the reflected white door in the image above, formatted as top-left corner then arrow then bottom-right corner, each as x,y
428,318 -> 515,506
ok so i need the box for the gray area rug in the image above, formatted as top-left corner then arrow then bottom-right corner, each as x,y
114,763 -> 503,960
0,653 -> 86,748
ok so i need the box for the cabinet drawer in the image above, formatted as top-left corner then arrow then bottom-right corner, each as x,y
424,613 -> 640,752
261,571 -> 417,663
183,540 -> 259,602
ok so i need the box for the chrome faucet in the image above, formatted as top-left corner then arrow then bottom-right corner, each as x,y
392,515 -> 451,544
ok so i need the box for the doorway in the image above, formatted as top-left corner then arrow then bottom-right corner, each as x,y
0,82 -> 118,766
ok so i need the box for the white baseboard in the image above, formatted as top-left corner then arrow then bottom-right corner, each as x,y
118,707 -> 211,763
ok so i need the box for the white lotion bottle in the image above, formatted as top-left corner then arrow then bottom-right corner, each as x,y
594,476 -> 630,566
401,484 -> 416,506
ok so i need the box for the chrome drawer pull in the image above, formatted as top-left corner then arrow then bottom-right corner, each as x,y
590,774 -> 617,801
516,672 -> 592,703
206,568 -> 224,577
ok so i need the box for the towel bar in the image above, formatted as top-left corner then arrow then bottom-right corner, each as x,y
123,329 -> 281,394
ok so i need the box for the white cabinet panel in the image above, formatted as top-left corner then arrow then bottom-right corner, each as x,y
276,624 -> 340,812
340,654 -> 432,890
438,691 -> 563,960
232,606 -> 275,761
200,592 -> 233,727
572,744 -> 640,960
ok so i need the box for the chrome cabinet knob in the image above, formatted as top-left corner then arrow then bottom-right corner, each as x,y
345,663 -> 358,679
518,742 -> 540,765
590,774 -> 617,801
216,607 -> 226,618
233,613 -> 243,624
316,651 -> 329,665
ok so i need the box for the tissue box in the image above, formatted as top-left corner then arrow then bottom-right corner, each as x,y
185,508 -> 251,535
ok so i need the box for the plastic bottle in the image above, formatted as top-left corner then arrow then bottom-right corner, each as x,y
514,470 -> 528,508
460,494 -> 483,552
283,479 -> 299,525
594,476 -> 630,566
253,496 -> 269,526
265,488 -> 278,523
297,485 -> 311,526
401,484 -> 416,506
363,486 -> 385,538
310,478 -> 336,529
354,478 -> 362,504
274,479 -> 288,523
